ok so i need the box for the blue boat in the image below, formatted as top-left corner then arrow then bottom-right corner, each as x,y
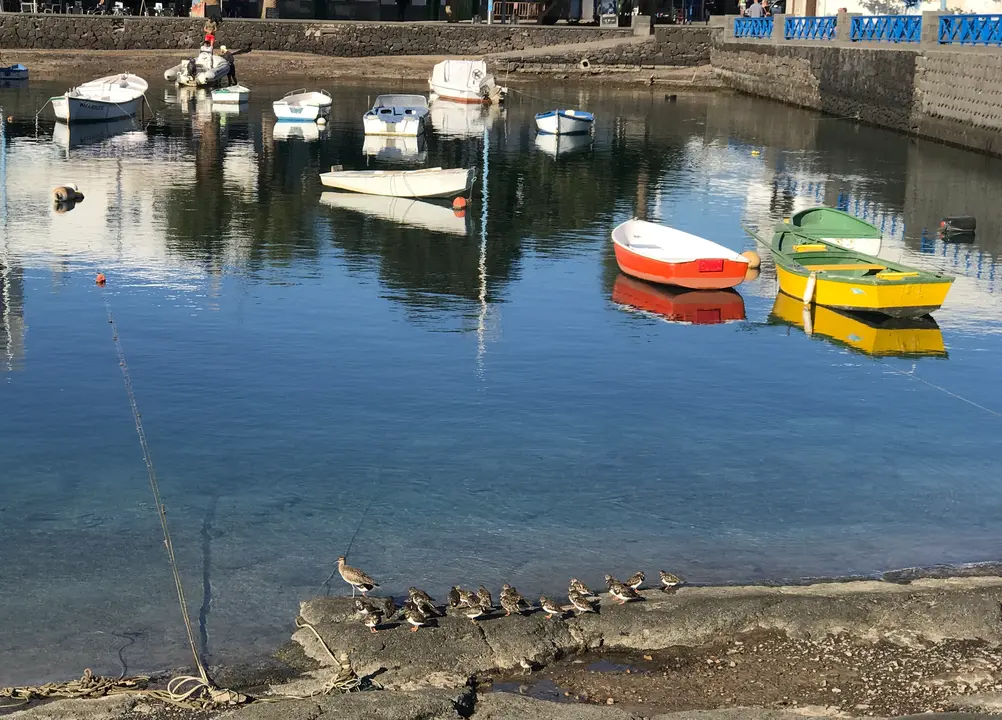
0,64 -> 28,82
534,109 -> 594,135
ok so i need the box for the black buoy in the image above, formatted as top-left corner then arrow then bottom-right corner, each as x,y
940,215 -> 976,236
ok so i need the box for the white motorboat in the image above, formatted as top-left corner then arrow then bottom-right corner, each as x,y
362,94 -> 429,137
273,89 -> 332,122
362,135 -> 428,163
535,109 -> 594,135
165,50 -> 229,88
0,63 -> 28,81
50,73 -> 148,123
273,121 -> 322,142
319,166 -> 474,198
211,84 -> 250,104
534,132 -> 592,158
319,192 -> 469,236
428,60 -> 506,105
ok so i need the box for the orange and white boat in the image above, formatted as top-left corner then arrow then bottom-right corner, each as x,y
612,274 -> 746,325
611,219 -> 749,290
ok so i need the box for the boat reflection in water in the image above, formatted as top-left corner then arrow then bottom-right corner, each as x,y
533,132 -> 592,159
428,100 -> 501,139
362,134 -> 428,163
319,192 -> 470,236
611,274 -> 746,325
272,121 -> 324,142
769,290 -> 947,359
51,118 -> 145,153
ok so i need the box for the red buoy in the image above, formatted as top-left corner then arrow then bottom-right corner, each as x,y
452,196 -> 467,210
96,273 -> 107,285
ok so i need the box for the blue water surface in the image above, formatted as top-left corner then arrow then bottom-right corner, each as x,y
1,82 -> 1001,686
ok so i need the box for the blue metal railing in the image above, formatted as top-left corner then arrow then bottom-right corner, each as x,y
785,16 -> 836,41
939,14 -> 1002,45
851,15 -> 921,43
734,17 -> 774,39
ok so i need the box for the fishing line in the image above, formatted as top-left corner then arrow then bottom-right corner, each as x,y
100,290 -> 210,686
884,362 -> 1002,419
317,494 -> 376,595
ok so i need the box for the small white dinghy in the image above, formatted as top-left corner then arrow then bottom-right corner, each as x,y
0,63 -> 28,81
273,89 -> 332,122
166,49 -> 230,88
428,60 -> 506,105
535,109 -> 594,135
363,94 -> 429,137
320,192 -> 469,236
211,84 -> 250,104
50,73 -> 148,123
319,166 -> 474,199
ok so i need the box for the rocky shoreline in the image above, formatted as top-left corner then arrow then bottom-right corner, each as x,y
5,575 -> 1002,720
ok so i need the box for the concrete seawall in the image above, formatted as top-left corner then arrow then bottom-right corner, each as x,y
710,20 -> 1002,156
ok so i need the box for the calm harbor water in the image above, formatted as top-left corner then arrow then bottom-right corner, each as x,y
1,80 -> 1002,686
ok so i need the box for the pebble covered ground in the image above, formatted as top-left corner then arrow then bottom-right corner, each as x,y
486,629 -> 1002,717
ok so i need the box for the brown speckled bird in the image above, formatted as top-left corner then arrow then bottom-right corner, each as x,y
408,587 -> 439,616
500,584 -> 530,616
477,585 -> 494,610
569,578 -> 597,599
605,575 -> 639,604
448,586 -> 463,608
568,589 -> 596,614
625,571 -> 645,591
337,556 -> 378,597
402,600 -> 429,632
659,570 -> 684,592
539,596 -> 564,620
362,609 -> 383,633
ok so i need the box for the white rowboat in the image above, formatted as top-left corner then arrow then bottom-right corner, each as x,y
319,167 -> 474,198
428,60 -> 506,105
320,192 -> 469,236
363,94 -> 429,137
535,109 -> 594,135
50,73 -> 148,123
211,84 -> 250,104
273,89 -> 332,122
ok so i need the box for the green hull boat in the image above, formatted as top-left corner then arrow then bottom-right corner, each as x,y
787,207 -> 883,256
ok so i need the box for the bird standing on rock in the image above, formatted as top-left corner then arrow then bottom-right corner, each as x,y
464,597 -> 490,624
448,586 -> 463,608
362,609 -> 383,633
569,578 -> 597,599
605,575 -> 640,604
402,600 -> 429,631
539,596 -> 564,619
408,587 -> 439,616
477,585 -> 494,610
568,589 -> 596,614
337,556 -> 379,597
457,588 -> 479,609
500,584 -> 531,616
625,571 -> 645,590
660,570 -> 684,592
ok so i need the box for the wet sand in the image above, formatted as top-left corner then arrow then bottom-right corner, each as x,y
9,48 -> 715,87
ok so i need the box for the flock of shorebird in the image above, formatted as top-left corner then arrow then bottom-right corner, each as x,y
335,555 -> 684,633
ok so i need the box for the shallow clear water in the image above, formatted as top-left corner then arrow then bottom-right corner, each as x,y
1,81 -> 1002,686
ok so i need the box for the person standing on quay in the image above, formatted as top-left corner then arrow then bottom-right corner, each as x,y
745,0 -> 764,17
220,45 -> 237,85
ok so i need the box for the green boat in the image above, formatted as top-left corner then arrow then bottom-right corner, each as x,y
786,207 -> 883,256
764,227 -> 954,318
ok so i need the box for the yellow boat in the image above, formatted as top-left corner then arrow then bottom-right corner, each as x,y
764,227 -> 954,318
769,291 -> 948,359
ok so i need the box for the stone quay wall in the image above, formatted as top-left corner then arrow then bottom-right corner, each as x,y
709,13 -> 1002,156
0,15 -> 631,56
495,26 -> 711,72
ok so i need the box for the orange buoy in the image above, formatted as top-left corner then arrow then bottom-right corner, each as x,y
453,209 -> 466,218
741,250 -> 761,269
96,273 -> 107,285
744,266 -> 760,283
5,116 -> 12,123
452,196 -> 467,210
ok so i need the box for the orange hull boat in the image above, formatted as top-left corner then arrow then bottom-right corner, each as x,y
612,274 -> 746,325
612,219 -> 748,290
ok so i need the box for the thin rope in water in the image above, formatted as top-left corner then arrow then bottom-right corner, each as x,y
318,495 -> 376,595
100,291 -> 209,687
884,362 -> 1002,419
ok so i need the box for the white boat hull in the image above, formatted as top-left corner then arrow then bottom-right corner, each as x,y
320,192 -> 469,236
211,85 -> 249,104
170,52 -> 230,88
428,60 -> 506,105
319,167 -> 474,199
273,91 -> 332,122
535,111 -> 594,135
52,95 -> 142,122
362,113 -> 425,137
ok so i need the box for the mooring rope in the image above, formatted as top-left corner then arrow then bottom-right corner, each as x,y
318,495 -> 376,595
